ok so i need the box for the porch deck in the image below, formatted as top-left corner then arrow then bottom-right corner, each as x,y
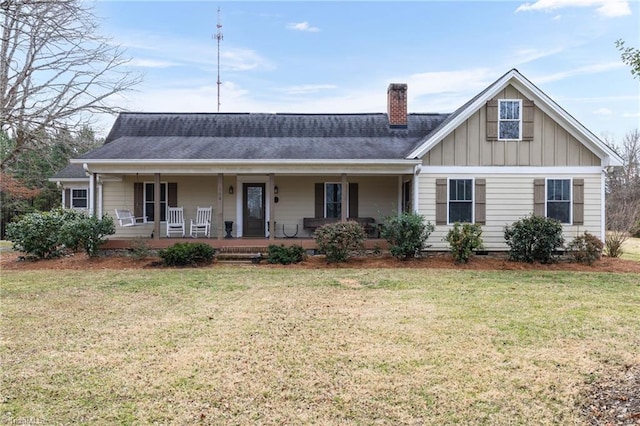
102,237 -> 389,251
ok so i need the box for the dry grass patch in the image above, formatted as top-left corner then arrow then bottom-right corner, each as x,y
1,268 -> 639,424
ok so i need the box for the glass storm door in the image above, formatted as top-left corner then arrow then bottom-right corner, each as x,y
243,183 -> 265,237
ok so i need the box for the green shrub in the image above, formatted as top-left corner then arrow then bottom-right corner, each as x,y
267,244 -> 306,265
504,215 -> 564,264
567,232 -> 603,265
6,209 -> 66,259
381,212 -> 434,260
7,209 -> 115,259
160,242 -> 216,267
59,214 -> 115,257
314,221 -> 366,263
445,222 -> 484,263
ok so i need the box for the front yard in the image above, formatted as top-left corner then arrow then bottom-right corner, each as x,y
1,266 -> 638,424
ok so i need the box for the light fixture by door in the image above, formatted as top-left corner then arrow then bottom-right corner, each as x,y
274,185 -> 279,194
228,185 -> 234,195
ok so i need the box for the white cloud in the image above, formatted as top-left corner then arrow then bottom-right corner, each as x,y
511,46 -> 565,65
534,62 -> 625,83
113,30 -> 274,72
516,0 -> 631,17
593,107 -> 613,116
282,84 -> 337,95
129,59 -> 179,69
286,22 -> 320,32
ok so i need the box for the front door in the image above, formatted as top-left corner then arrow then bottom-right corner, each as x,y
243,183 -> 265,237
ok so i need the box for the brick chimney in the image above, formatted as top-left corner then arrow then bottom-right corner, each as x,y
387,83 -> 408,128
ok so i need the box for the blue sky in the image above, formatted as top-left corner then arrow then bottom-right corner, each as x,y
96,0 -> 639,142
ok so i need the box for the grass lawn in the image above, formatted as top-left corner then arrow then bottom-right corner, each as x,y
1,267 -> 639,425
622,236 -> 640,261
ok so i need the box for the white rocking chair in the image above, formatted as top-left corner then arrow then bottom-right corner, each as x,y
114,209 -> 147,227
166,206 -> 185,238
190,206 -> 212,238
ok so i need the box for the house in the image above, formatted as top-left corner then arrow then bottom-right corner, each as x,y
51,69 -> 622,250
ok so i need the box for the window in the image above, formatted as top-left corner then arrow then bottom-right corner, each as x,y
547,179 -> 571,223
144,182 -> 167,222
449,179 -> 473,223
325,183 -> 342,218
70,189 -> 87,209
498,99 -> 522,140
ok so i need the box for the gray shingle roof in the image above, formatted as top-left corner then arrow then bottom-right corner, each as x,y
81,113 -> 449,161
50,164 -> 86,179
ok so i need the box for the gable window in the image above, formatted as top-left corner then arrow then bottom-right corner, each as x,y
547,179 -> 571,223
70,189 -> 88,209
498,99 -> 522,140
325,183 -> 342,218
144,182 -> 167,222
449,179 -> 473,223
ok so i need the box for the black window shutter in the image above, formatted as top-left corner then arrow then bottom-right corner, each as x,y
64,189 -> 71,208
348,183 -> 358,218
133,182 -> 144,218
314,183 -> 324,218
168,183 -> 178,207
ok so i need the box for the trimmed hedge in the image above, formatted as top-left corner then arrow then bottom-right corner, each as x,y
159,242 -> 216,267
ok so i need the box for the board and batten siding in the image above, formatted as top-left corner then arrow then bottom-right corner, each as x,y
417,173 -> 603,251
422,84 -> 601,167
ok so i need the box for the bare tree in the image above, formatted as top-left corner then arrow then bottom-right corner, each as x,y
604,129 -> 640,256
0,0 -> 141,170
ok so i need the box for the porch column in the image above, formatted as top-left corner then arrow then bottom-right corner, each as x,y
154,173 -> 160,240
89,172 -> 96,216
97,179 -> 103,217
397,176 -> 403,214
341,173 -> 348,222
413,165 -> 421,214
217,173 -> 224,240
268,173 -> 275,240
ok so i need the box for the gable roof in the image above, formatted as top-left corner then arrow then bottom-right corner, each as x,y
49,164 -> 87,180
406,69 -> 623,167
82,113 -> 448,161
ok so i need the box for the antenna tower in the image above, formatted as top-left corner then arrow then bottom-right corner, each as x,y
214,7 -> 223,112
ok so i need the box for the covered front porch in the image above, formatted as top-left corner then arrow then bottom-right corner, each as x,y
80,161 -> 420,242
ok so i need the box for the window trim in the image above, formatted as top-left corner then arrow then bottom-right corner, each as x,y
545,177 -> 572,224
498,99 -> 523,141
143,181 -> 168,223
324,182 -> 344,218
447,178 -> 475,225
70,187 -> 88,209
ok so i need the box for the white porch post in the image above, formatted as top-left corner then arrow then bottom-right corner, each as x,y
89,172 -> 96,216
268,173 -> 275,240
97,179 -> 103,217
413,165 -> 421,214
217,173 -> 224,240
397,176 -> 403,215
154,173 -> 160,240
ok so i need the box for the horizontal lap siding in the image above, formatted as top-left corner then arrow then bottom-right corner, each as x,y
418,174 -> 602,251
271,176 -> 398,238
